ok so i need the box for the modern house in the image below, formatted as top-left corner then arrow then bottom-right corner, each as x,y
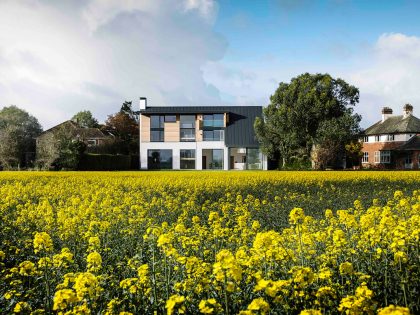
138,98 -> 267,170
361,104 -> 420,169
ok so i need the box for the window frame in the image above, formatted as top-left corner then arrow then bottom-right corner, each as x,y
362,152 -> 369,163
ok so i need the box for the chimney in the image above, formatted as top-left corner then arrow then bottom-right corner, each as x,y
403,103 -> 413,118
381,107 -> 393,122
139,97 -> 147,110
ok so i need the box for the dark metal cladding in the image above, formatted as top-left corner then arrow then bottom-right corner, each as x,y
140,106 -> 262,147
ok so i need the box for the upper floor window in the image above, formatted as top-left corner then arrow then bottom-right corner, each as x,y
363,136 -> 369,142
203,114 -> 224,127
180,115 -> 195,142
165,115 -> 176,122
375,135 -> 380,142
151,115 -> 165,129
386,134 -> 394,141
151,115 -> 165,142
203,129 -> 224,141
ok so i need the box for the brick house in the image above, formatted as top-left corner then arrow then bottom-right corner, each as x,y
361,104 -> 420,169
36,120 -> 110,151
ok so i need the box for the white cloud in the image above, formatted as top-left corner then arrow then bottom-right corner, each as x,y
204,32 -> 420,128
347,33 -> 420,127
0,0 -> 226,129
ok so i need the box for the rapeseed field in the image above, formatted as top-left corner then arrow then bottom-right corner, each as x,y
0,171 -> 419,314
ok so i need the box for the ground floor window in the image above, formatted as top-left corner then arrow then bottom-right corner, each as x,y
202,149 -> 223,169
180,149 -> 196,169
229,148 -> 262,170
362,152 -> 368,163
380,150 -> 391,163
148,149 -> 172,169
374,151 -> 391,163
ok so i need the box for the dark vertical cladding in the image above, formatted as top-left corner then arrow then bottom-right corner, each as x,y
139,105 -> 263,147
225,106 -> 262,147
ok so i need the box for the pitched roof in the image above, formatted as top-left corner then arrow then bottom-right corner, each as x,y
364,115 -> 420,135
395,135 -> 420,151
74,127 -> 107,139
38,120 -> 107,139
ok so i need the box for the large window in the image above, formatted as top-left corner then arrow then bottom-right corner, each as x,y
202,114 -> 224,141
362,152 -> 369,163
380,151 -> 391,163
211,149 -> 224,169
203,130 -> 224,141
180,115 -> 195,142
203,114 -> 224,127
150,115 -> 165,142
246,148 -> 262,169
374,151 -> 390,163
180,149 -> 195,169
148,150 -> 172,169
202,149 -> 224,169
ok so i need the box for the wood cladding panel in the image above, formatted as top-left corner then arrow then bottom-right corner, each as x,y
141,115 -> 150,142
196,115 -> 203,141
164,120 -> 180,142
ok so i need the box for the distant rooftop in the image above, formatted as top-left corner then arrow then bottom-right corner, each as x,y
364,114 -> 420,135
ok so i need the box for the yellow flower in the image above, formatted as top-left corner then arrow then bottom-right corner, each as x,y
339,262 -> 354,275
86,251 -> 102,272
166,295 -> 186,315
13,301 -> 31,313
53,289 -> 78,311
199,298 -> 220,314
246,298 -> 270,314
73,272 -> 102,300
289,207 -> 305,225
18,260 -> 35,276
33,232 -> 53,253
377,305 -> 411,315
299,310 -> 322,315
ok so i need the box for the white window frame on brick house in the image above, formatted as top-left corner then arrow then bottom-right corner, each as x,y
374,151 -> 380,163
386,134 -> 395,141
362,152 -> 369,163
363,136 -> 369,142
375,135 -> 380,142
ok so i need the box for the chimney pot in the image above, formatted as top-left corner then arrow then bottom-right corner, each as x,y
403,103 -> 413,118
140,97 -> 147,110
381,107 -> 393,122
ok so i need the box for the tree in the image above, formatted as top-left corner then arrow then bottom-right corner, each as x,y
72,110 -> 99,128
0,105 -> 42,169
102,111 -> 139,154
36,125 -> 86,170
255,73 -> 361,168
120,101 -> 139,123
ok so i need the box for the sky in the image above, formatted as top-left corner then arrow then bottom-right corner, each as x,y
1,0 -> 420,129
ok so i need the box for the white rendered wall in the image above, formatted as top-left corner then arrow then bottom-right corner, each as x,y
140,141 -> 226,170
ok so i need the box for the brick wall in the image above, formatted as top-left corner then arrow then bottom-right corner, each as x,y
361,141 -> 404,167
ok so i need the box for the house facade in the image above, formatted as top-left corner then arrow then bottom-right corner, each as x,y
361,104 -> 420,169
138,98 -> 267,170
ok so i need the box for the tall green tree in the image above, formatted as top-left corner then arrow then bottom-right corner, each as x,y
255,73 -> 361,168
72,110 -> 99,128
0,105 -> 42,169
36,125 -> 86,170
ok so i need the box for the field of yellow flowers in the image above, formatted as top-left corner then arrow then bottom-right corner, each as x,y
0,171 -> 419,314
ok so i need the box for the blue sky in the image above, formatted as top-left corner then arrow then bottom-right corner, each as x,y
0,0 -> 419,129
